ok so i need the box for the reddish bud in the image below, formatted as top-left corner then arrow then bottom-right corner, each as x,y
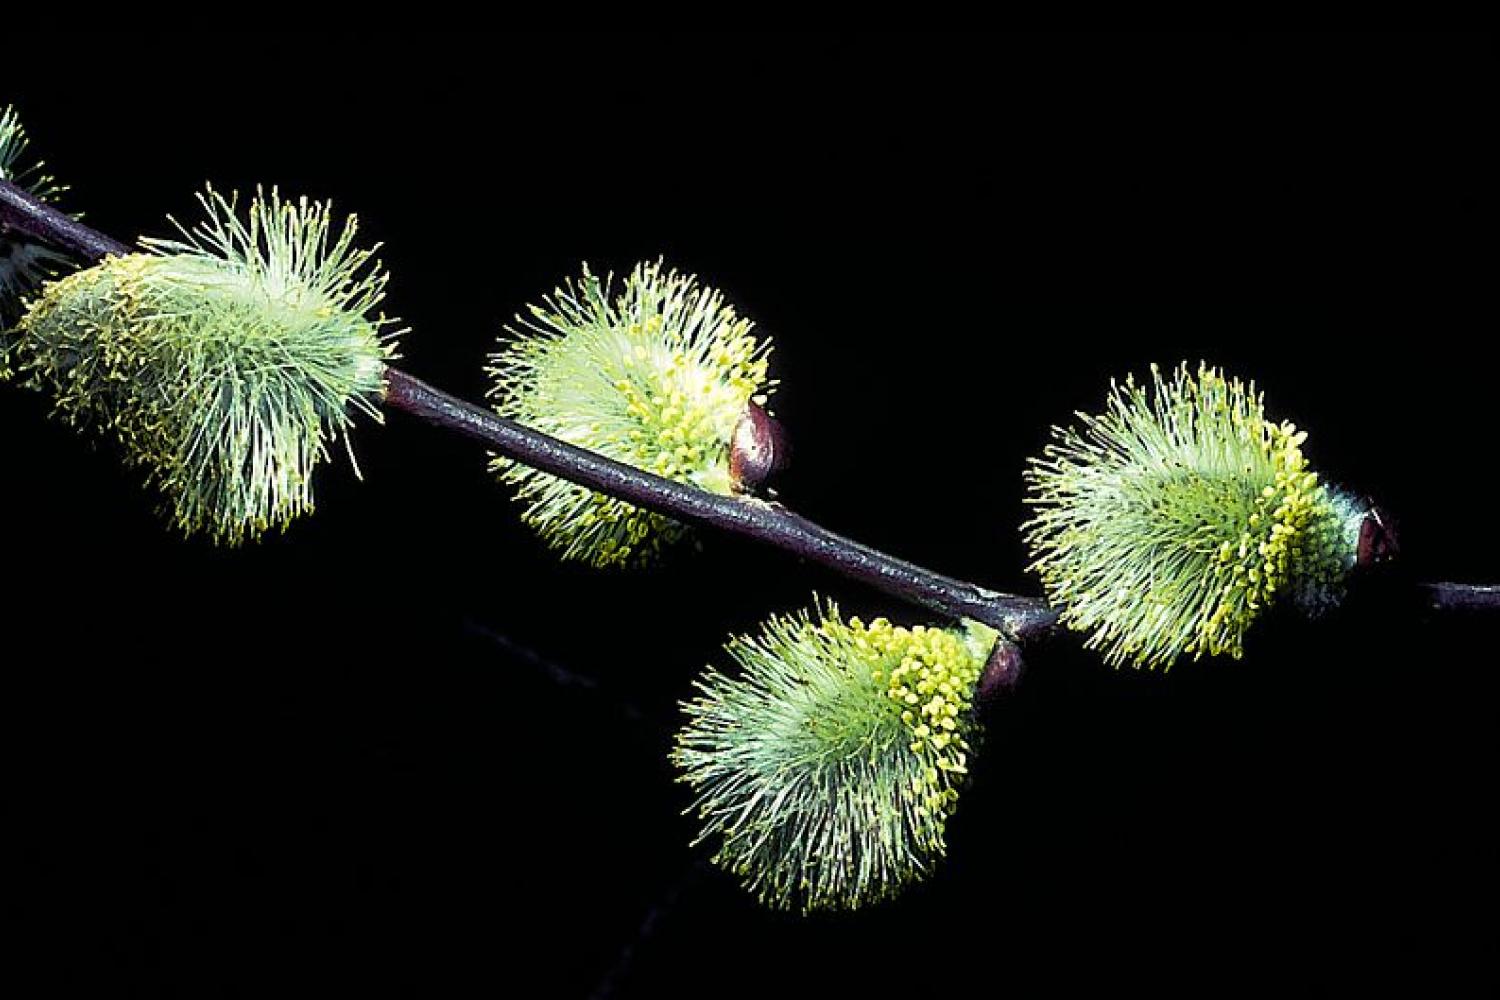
977,638 -> 1024,702
729,401 -> 789,494
1356,505 -> 1399,568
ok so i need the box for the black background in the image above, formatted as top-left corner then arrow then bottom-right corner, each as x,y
5,33 -> 1494,996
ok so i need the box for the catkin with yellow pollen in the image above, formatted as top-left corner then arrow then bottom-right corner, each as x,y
487,260 -> 773,567
6,187 -> 399,543
1023,362 -> 1367,669
673,602 -> 996,912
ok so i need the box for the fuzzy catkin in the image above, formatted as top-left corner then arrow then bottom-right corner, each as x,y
7,188 -> 398,543
674,603 -> 995,912
488,260 -> 772,567
1023,362 -> 1364,669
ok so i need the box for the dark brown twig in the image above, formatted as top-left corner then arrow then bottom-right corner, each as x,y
383,371 -> 1059,638
0,177 -> 124,259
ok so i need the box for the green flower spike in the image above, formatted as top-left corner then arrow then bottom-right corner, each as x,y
1,105 -> 69,326
673,602 -> 996,912
1023,362 -> 1367,670
487,260 -> 773,567
7,186 -> 399,543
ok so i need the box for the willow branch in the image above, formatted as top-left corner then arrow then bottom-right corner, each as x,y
383,370 -> 1059,637
0,178 -> 1057,638
4,177 -> 1492,639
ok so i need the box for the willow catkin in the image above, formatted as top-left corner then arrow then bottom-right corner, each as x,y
8,187 -> 400,543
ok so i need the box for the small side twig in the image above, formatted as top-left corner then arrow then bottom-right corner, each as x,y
462,619 -> 647,725
1420,582 -> 1500,614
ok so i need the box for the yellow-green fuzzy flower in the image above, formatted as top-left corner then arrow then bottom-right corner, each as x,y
487,261 -> 772,567
0,106 -> 69,327
8,187 -> 398,543
1023,362 -> 1365,669
673,602 -> 995,912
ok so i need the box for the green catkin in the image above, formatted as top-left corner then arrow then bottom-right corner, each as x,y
673,602 -> 995,912
487,260 -> 773,567
1023,362 -> 1366,669
6,187 -> 399,543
